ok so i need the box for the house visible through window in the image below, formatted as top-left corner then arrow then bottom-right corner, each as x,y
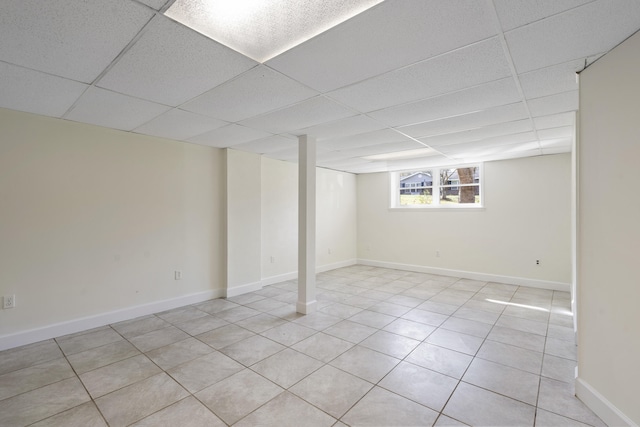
393,165 -> 481,208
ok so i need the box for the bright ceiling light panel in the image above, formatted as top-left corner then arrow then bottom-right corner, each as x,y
362,147 -> 439,161
165,0 -> 384,63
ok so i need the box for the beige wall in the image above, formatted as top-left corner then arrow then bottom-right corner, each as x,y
260,156 -> 357,281
357,154 -> 572,286
0,108 -> 225,342
577,30 -> 640,426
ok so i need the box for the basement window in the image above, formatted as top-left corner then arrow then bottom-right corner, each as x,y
391,164 -> 482,208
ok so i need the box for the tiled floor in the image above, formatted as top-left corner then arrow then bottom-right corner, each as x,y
0,265 -> 605,427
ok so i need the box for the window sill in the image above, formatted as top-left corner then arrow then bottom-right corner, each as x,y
389,205 -> 485,211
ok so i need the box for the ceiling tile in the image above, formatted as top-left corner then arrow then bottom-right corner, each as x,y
266,0 -> 496,92
239,97 -> 356,134
297,115 -> 387,141
369,77 -> 522,127
187,124 -> 271,148
181,65 -> 317,122
533,112 -> 575,130
0,62 -> 88,118
493,0 -> 593,31
233,135 -> 298,155
134,109 -> 227,140
419,119 -> 534,148
537,126 -> 574,140
65,87 -> 171,131
97,16 -> 256,106
505,0 -> 640,73
329,37 -> 512,112
384,155 -> 455,171
528,91 -> 578,117
438,132 -> 538,155
318,129 -> 412,151
397,103 -> 529,138
519,59 -> 583,99
329,140 -> 426,159
0,0 -> 153,83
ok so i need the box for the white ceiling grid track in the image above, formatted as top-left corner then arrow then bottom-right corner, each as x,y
1,0 -> 640,173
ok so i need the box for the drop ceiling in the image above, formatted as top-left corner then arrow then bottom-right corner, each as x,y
1,0 -> 639,174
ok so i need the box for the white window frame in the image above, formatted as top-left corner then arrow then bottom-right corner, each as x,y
390,164 -> 483,209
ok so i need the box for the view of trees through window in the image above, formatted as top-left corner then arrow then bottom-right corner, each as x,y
398,166 -> 480,206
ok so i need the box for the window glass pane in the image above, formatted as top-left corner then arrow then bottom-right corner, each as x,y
440,185 -> 480,205
399,170 -> 432,205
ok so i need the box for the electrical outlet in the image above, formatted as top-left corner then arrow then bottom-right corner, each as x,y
3,295 -> 15,309
174,270 -> 182,280
536,260 -> 540,265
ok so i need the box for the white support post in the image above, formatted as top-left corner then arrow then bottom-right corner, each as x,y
297,135 -> 317,314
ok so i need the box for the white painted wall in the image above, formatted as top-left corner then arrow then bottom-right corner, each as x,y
0,108 -> 225,345
225,149 -> 262,295
260,156 -> 357,282
577,30 -> 640,426
357,154 -> 571,287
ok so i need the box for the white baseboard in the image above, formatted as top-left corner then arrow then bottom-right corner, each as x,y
357,259 -> 570,291
0,289 -> 225,352
575,377 -> 637,427
226,281 -> 263,298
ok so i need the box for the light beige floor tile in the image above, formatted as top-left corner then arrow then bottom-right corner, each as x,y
486,325 -> 546,352
359,330 -> 420,359
477,340 -> 543,374
30,402 -> 107,427
129,326 -> 190,352
547,324 -> 575,342
348,310 -> 396,328
323,320 -> 377,343
252,348 -> 323,388
56,328 -> 123,355
293,312 -> 343,331
549,311 -> 574,328
450,279 -> 487,292
196,324 -> 255,349
402,308 -> 449,326
95,373 -> 189,427
440,316 -> 492,338
111,315 -> 170,339
535,408 -> 593,427
383,318 -> 435,341
367,301 -> 411,317
156,306 -> 208,325
167,351 -> 244,393
214,305 -> 262,323
260,322 -> 317,346
194,298 -> 240,314
495,314 -> 548,336
268,304 -> 306,320
462,358 -> 540,405
319,302 -> 364,319
226,293 -> 266,305
385,294 -> 423,308
220,335 -> 285,366
502,304 -> 550,323
541,354 -> 576,383
245,297 -> 288,312
0,377 -> 90,427
145,337 -> 213,370
537,378 -> 606,427
453,305 -> 502,324
434,414 -> 470,426
0,357 -> 74,400
416,300 -> 460,315
341,295 -> 379,309
131,396 -> 225,427
342,386 -> 439,427
79,354 -> 161,398
544,336 -> 577,360
235,391 -> 336,427
0,340 -> 63,375
290,365 -> 373,418
426,328 -> 484,356
380,361 -> 458,411
195,369 -> 283,425
174,314 -> 229,336
66,340 -> 140,374
235,313 -> 288,333
330,345 -> 399,383
462,298 -> 507,314
443,382 -> 536,427
405,342 -> 473,379
292,332 -> 354,362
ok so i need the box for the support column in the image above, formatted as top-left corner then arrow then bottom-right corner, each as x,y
297,135 -> 317,314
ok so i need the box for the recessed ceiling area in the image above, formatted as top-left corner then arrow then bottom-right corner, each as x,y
1,0 -> 639,174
